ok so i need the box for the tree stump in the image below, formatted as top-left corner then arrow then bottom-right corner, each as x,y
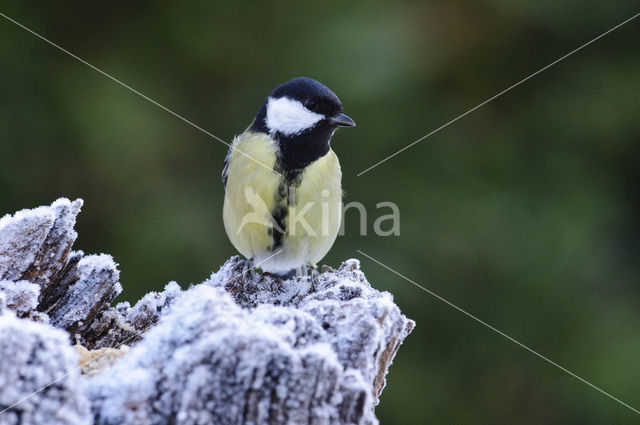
0,199 -> 414,425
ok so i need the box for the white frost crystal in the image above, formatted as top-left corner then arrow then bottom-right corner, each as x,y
47,254 -> 122,330
0,280 -> 40,317
0,198 -> 81,287
0,309 -> 91,425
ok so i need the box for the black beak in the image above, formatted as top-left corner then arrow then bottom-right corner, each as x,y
329,113 -> 356,127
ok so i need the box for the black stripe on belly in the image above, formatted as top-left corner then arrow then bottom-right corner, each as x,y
268,164 -> 303,252
269,203 -> 288,250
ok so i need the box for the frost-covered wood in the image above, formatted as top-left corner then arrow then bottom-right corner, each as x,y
0,199 -> 123,347
0,280 -> 41,319
0,298 -> 91,425
89,259 -> 413,425
207,257 -> 414,404
0,199 -> 414,425
0,199 -> 81,291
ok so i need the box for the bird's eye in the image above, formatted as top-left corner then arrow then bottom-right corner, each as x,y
304,99 -> 317,111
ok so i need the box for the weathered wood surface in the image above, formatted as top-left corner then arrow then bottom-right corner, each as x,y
0,199 -> 414,425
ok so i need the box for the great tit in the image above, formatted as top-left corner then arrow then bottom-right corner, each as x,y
222,77 -> 355,278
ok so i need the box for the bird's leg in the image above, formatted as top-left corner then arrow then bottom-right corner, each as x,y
307,264 -> 319,293
278,269 -> 298,281
246,257 -> 255,272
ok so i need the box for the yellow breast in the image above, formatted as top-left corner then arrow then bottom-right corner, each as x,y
223,131 -> 342,274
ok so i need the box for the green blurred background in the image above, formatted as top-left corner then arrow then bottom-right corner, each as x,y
1,1 -> 640,423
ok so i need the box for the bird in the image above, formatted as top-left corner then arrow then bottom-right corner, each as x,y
222,77 -> 355,278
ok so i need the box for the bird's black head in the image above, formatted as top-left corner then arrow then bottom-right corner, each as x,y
250,77 -> 355,170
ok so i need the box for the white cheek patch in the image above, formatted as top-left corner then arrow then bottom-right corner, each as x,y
265,96 -> 324,136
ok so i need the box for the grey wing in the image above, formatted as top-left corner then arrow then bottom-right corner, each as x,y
222,147 -> 231,189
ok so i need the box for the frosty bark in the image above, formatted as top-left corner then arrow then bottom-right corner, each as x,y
0,199 -> 414,425
0,298 -> 92,425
